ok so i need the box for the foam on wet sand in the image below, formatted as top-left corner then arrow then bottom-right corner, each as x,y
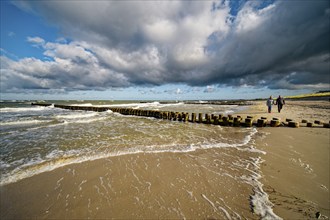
243,100 -> 330,219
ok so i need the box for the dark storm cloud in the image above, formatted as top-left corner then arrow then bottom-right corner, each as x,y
200,0 -> 330,89
1,0 -> 329,94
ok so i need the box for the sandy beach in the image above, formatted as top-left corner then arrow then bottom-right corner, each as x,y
1,0 -> 329,218
241,100 -> 330,219
0,100 -> 329,219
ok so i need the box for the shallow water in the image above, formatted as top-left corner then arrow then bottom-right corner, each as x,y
0,100 -> 278,219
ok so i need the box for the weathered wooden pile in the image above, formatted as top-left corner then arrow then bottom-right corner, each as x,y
31,103 -> 330,128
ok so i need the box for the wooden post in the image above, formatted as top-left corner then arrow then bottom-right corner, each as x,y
205,114 -> 210,124
162,112 -> 167,119
178,113 -> 182,121
233,117 -> 241,127
173,112 -> 178,121
183,113 -> 189,122
199,113 -> 203,123
191,113 -> 196,123
288,121 -> 299,128
245,118 -> 253,127
222,116 -> 229,126
270,119 -> 281,127
213,116 -> 219,125
257,119 -> 265,127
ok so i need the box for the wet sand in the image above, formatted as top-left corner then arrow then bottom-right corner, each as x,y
242,100 -> 330,219
258,127 -> 329,219
1,148 -> 260,219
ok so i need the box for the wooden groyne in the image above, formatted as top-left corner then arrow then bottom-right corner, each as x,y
31,103 -> 330,128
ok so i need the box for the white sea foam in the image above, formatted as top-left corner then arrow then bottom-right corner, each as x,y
61,115 -> 106,124
289,158 -> 314,174
198,100 -> 208,103
70,103 -> 93,107
0,128 -> 259,186
98,102 -> 152,108
0,160 -> 11,169
133,101 -> 162,109
248,157 -> 282,220
97,101 -> 184,110
224,110 -> 235,114
74,117 -> 106,124
0,107 -> 48,113
0,149 -> 83,186
0,119 -> 51,127
56,112 -> 98,119
16,119 -> 68,132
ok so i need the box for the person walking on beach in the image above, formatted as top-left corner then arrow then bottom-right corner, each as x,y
266,96 -> 274,113
276,95 -> 285,113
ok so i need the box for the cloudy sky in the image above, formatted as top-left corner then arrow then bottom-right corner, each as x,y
1,0 -> 329,100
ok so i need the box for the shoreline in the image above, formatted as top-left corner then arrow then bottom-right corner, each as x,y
243,100 -> 330,219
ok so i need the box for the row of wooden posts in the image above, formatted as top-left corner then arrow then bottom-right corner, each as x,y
31,103 -> 329,128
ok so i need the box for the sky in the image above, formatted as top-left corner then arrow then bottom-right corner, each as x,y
1,0 -> 329,100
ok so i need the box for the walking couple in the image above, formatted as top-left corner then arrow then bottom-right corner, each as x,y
266,96 -> 285,113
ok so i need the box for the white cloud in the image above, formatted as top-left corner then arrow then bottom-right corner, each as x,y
2,0 -> 329,94
55,37 -> 67,43
43,41 -> 98,65
235,2 -> 275,33
175,88 -> 182,95
0,39 -> 131,93
204,85 -> 216,93
27,36 -> 45,45
19,1 -> 230,69
143,19 -> 177,44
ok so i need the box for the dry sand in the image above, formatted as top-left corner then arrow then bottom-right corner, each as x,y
241,100 -> 330,219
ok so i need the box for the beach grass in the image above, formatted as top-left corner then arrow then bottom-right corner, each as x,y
284,92 -> 330,99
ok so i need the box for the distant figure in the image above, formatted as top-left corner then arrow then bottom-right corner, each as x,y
266,96 -> 274,113
276,95 -> 285,113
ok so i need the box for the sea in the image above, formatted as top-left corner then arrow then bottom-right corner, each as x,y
0,100 -> 281,219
